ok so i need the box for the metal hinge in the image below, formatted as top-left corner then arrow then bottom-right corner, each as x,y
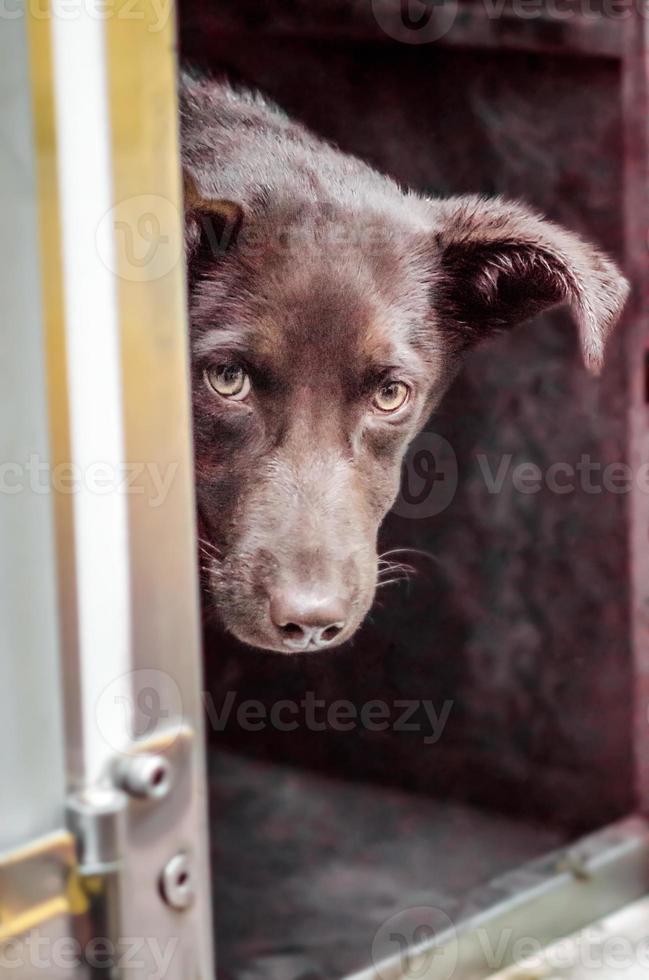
0,726 -> 196,961
0,790 -> 128,980
0,786 -> 127,947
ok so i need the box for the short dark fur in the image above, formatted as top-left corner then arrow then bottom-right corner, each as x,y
181,75 -> 629,654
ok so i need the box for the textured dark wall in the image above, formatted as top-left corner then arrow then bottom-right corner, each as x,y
182,18 -> 634,830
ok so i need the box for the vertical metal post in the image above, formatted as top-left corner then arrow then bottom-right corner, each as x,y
624,17 -> 649,813
0,0 -> 66,857
0,8 -> 77,977
27,0 -> 215,974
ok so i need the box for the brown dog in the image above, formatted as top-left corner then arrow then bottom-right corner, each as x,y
180,75 -> 629,655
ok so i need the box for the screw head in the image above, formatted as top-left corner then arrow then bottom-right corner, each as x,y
114,753 -> 173,800
160,853 -> 194,910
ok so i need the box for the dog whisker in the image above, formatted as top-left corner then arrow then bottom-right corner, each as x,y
379,547 -> 441,566
198,536 -> 222,557
378,563 -> 416,578
198,536 -> 219,550
378,557 -> 415,569
377,560 -> 416,588
376,577 -> 410,589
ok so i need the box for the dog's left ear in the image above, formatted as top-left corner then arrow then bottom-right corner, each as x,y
430,196 -> 629,374
183,174 -> 244,261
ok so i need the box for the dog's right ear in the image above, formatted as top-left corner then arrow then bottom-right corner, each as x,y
429,195 -> 629,374
183,174 -> 244,263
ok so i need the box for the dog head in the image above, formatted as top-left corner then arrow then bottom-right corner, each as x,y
183,94 -> 628,654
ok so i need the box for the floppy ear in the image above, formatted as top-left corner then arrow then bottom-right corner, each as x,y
431,196 -> 629,374
183,174 -> 244,262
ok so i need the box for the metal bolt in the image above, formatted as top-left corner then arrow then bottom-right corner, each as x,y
159,853 -> 195,910
114,753 -> 173,801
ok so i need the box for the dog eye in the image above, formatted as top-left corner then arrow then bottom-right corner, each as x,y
205,364 -> 251,401
372,380 -> 410,414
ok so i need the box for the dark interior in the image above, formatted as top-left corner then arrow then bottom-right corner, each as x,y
179,5 -> 632,976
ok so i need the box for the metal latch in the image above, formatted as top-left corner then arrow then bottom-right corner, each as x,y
0,831 -> 78,944
0,789 -> 127,947
0,727 -> 195,956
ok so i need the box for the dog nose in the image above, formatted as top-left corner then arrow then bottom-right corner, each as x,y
269,589 -> 348,650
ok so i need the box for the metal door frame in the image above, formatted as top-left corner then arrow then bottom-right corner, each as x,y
3,3 -> 649,980
0,0 -> 215,976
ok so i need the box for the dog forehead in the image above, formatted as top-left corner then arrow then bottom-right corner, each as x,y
261,269 -> 416,371
191,226 -> 428,376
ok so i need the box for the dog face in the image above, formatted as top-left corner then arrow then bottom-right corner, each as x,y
190,201 -> 455,652
187,191 -> 628,654
183,87 -> 628,654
